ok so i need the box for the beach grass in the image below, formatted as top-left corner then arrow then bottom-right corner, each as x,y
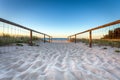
70,38 -> 120,48
115,50 -> 120,53
0,34 -> 43,46
16,43 -> 24,46
103,47 -> 107,49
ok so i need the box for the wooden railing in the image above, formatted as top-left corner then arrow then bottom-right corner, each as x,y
0,18 -> 52,46
68,20 -> 120,48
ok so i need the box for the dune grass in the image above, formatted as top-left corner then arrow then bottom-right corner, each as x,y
70,38 -> 120,48
115,50 -> 120,53
92,39 -> 120,48
0,34 -> 43,46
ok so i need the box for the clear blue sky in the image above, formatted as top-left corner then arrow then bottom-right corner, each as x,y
0,0 -> 120,38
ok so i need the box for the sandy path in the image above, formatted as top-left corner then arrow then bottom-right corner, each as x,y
0,41 -> 120,80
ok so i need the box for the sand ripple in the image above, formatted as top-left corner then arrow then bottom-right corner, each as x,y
0,42 -> 120,80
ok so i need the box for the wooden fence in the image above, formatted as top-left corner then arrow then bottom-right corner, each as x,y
68,20 -> 120,48
0,18 -> 52,46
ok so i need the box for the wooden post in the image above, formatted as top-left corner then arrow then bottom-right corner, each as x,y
70,36 -> 71,42
75,34 -> 76,43
68,36 -> 70,41
67,37 -> 69,41
30,30 -> 33,45
44,34 -> 46,43
49,36 -> 50,43
51,37 -> 52,42
89,30 -> 92,48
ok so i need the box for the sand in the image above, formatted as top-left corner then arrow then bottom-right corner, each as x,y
0,41 -> 120,80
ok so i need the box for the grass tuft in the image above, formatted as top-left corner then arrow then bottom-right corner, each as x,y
16,43 -> 23,46
103,47 -> 107,49
115,50 -> 120,53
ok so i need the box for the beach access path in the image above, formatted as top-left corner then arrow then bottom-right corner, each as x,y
0,41 -> 120,80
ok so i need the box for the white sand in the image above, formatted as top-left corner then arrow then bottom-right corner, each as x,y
0,41 -> 120,80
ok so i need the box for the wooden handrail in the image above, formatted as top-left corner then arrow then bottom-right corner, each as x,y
0,18 -> 51,36
69,20 -> 120,37
0,18 -> 52,44
68,20 -> 120,47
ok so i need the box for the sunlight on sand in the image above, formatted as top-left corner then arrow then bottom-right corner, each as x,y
0,40 -> 120,80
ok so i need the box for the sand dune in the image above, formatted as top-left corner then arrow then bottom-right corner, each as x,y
0,41 -> 120,80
